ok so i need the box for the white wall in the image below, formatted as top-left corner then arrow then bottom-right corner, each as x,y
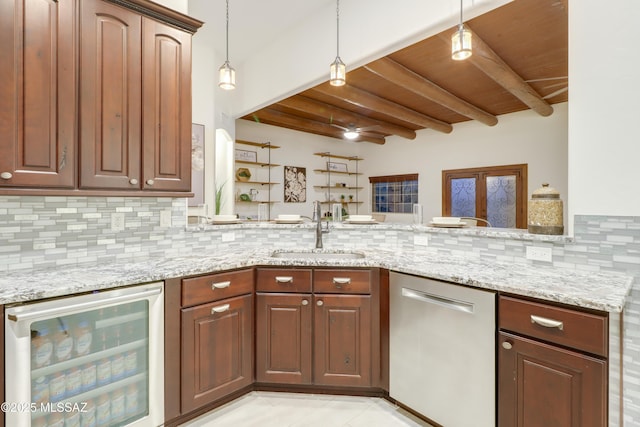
236,104 -> 567,224
153,0 -> 188,14
366,104 -> 568,224
568,0 -> 640,225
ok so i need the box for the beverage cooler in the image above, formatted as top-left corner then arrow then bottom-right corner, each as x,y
5,283 -> 164,427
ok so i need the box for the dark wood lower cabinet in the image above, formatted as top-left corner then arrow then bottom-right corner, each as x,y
255,293 -> 313,384
498,332 -> 607,427
181,294 -> 253,414
314,294 -> 371,387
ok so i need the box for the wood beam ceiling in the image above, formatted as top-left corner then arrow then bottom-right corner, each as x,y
277,96 -> 417,140
364,57 -> 498,126
311,85 -> 453,134
254,108 -> 386,145
240,0 -> 565,146
450,28 -> 554,117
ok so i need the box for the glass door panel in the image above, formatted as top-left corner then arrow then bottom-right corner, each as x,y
29,300 -> 150,427
486,175 -> 516,228
450,177 -> 476,217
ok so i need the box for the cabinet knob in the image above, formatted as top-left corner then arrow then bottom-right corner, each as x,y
316,300 -> 324,307
146,179 -> 154,186
129,178 -> 138,185
301,299 -> 309,306
502,341 -> 513,350
0,172 -> 12,180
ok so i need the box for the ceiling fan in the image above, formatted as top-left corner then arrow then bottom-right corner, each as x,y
328,119 -> 380,140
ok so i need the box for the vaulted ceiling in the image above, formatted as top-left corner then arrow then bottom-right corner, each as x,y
240,0 -> 568,145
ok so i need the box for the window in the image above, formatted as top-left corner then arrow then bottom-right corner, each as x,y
370,174 -> 419,213
442,164 -> 527,228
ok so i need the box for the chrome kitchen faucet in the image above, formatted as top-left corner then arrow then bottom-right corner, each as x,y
313,201 -> 329,248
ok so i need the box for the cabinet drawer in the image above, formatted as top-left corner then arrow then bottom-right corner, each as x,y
256,268 -> 312,293
314,269 -> 371,294
182,269 -> 254,307
499,296 -> 608,357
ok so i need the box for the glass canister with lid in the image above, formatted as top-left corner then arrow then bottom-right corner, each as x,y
528,183 -> 564,235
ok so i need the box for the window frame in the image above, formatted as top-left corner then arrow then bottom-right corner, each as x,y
442,164 -> 527,228
369,173 -> 419,214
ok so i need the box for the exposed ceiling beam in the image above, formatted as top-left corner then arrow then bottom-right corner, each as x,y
312,85 -> 453,134
447,28 -> 554,117
277,96 -> 417,140
250,108 -> 386,145
364,57 -> 498,126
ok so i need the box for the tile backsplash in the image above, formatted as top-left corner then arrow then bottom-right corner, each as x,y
1,195 -> 640,425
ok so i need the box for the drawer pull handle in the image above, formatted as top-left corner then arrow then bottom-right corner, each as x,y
211,304 -> 230,314
211,281 -> 231,290
332,277 -> 351,287
531,315 -> 564,330
275,276 -> 294,283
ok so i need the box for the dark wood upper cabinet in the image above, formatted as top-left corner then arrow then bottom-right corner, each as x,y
79,0 -> 142,189
0,0 -> 76,188
1,0 -> 201,194
141,17 -> 192,191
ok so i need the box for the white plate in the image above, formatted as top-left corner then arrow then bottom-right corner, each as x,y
211,219 -> 241,224
344,220 -> 378,224
275,219 -> 304,224
429,222 -> 466,228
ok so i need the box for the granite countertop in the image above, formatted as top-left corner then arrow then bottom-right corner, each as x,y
0,247 -> 631,312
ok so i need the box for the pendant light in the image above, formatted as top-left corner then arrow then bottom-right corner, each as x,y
218,0 -> 236,90
451,0 -> 472,61
329,0 -> 346,86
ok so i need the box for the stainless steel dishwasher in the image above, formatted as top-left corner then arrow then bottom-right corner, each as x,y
390,272 -> 496,427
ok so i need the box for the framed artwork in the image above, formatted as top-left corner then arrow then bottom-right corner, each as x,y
284,166 -> 307,203
235,149 -> 258,163
327,161 -> 348,173
190,123 -> 205,206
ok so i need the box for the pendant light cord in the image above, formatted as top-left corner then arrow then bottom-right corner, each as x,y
336,0 -> 340,58
459,0 -> 464,30
225,0 -> 230,63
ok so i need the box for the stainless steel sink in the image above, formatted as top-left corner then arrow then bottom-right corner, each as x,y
270,251 -> 365,260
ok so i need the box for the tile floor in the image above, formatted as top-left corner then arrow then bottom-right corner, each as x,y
179,391 -> 434,427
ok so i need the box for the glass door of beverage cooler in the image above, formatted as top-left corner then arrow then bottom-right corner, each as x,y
5,283 -> 164,427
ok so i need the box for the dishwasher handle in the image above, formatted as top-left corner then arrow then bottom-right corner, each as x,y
7,285 -> 162,323
401,287 -> 475,314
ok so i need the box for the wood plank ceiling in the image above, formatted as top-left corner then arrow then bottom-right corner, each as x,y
241,0 -> 568,145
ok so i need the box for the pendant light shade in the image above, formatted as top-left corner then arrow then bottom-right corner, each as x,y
329,0 -> 346,86
451,0 -> 472,61
218,0 -> 236,90
330,57 -> 346,86
218,61 -> 236,90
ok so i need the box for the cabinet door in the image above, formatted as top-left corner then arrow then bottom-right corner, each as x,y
255,293 -> 312,384
79,0 -> 142,190
181,294 -> 253,414
141,17 -> 192,191
0,0 -> 76,188
499,332 -> 607,427
314,294 -> 372,387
